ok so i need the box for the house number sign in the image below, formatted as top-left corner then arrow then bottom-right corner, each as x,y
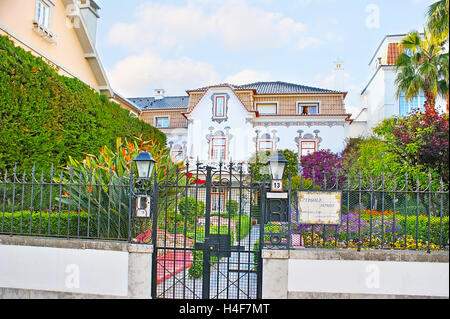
271,180 -> 283,192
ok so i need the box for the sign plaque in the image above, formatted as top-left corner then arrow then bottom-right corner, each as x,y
297,191 -> 342,225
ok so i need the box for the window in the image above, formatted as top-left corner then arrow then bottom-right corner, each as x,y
399,92 -> 425,116
214,96 -> 226,118
258,140 -> 274,151
257,103 -> 277,115
300,141 -> 316,158
211,138 -> 227,161
211,188 -> 226,213
298,103 -> 319,115
36,0 -> 51,29
155,117 -> 170,128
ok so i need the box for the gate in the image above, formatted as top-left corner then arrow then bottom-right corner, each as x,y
150,163 -> 263,299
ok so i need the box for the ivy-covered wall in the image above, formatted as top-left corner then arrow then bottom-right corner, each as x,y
0,35 -> 166,174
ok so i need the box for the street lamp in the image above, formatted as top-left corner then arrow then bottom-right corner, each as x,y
133,151 -> 156,180
266,152 -> 287,192
267,152 -> 287,180
132,152 -> 156,220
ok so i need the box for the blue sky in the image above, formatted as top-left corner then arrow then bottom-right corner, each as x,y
93,0 -> 435,113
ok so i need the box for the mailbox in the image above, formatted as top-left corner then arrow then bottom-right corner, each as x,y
135,195 -> 151,218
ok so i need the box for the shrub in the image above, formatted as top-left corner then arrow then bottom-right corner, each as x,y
233,215 -> 251,241
226,200 -> 239,217
0,35 -> 165,174
178,197 -> 205,222
1,211 -> 99,238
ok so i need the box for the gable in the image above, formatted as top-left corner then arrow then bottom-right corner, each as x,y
187,87 -> 254,123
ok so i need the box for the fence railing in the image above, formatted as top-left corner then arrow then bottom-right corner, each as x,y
0,165 -> 134,241
1,164 -> 448,253
263,172 -> 449,252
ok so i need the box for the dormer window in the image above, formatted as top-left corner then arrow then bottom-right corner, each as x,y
214,96 -> 226,118
298,103 -> 319,115
155,116 -> 170,128
211,94 -> 229,123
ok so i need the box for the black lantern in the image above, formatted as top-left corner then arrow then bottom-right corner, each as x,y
267,152 -> 287,180
133,152 -> 156,179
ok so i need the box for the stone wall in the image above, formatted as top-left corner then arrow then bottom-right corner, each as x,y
262,249 -> 449,299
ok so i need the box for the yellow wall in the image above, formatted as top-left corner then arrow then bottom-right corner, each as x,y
0,0 -> 99,89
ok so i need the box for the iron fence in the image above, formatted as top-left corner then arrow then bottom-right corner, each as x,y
0,165 -> 134,241
263,172 -> 449,252
0,163 -> 448,254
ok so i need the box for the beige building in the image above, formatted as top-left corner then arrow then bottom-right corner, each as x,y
0,0 -> 140,114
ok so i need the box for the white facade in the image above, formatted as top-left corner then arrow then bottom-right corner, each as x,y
358,34 -> 448,136
182,86 -> 350,165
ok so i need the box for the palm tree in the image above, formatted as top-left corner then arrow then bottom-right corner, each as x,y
427,0 -> 449,40
395,30 -> 449,114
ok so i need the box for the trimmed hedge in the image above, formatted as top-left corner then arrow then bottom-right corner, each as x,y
0,35 -> 165,174
1,211 -> 95,237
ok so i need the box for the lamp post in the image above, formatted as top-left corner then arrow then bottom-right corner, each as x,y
266,152 -> 287,192
132,151 -> 156,219
264,152 -> 289,246
133,151 -> 156,180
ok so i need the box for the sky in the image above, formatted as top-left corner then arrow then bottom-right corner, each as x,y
92,0 -> 436,115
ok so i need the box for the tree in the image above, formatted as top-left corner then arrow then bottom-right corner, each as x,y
427,0 -> 449,40
374,111 -> 449,187
395,30 -> 449,114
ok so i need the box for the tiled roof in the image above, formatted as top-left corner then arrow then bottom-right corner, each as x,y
188,81 -> 345,95
386,43 -> 404,65
128,96 -> 189,110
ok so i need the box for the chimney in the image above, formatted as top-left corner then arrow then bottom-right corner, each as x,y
333,59 -> 345,91
79,0 -> 100,44
154,89 -> 165,100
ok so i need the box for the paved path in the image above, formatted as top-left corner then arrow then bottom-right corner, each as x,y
155,226 -> 260,299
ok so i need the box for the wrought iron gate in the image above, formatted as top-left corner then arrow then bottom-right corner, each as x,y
150,163 -> 263,299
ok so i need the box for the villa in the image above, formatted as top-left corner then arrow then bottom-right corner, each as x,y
130,82 -> 352,165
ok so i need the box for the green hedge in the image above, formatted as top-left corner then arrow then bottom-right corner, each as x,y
398,216 -> 449,245
1,211 -> 96,237
233,215 -> 251,241
0,35 -> 165,174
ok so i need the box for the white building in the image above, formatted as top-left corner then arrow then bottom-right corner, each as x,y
357,34 -> 448,136
130,82 -> 352,165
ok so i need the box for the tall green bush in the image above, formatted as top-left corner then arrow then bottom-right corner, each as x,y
0,35 -> 165,174
178,197 -> 206,222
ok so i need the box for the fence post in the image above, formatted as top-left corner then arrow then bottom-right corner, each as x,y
128,167 -> 134,243
202,165 -> 213,299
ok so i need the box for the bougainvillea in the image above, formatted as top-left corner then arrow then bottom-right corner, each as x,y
300,150 -> 344,188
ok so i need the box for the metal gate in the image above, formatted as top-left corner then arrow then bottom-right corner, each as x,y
150,163 -> 263,299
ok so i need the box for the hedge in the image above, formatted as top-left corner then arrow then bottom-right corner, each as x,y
1,211 -> 96,237
0,35 -> 166,174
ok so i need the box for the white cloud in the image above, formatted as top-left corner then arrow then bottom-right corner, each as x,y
107,0 -> 310,51
297,37 -> 324,50
225,69 -> 271,85
108,52 -> 220,97
314,68 -> 364,116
